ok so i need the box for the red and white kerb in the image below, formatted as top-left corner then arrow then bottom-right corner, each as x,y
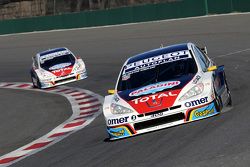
0,82 -> 103,167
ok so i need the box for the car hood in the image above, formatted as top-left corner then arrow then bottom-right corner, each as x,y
117,74 -> 195,114
41,64 -> 74,77
49,65 -> 74,77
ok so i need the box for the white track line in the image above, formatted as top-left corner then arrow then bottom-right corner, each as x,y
215,48 -> 250,58
0,82 -> 103,167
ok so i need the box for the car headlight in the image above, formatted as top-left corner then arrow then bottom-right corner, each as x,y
73,62 -> 83,72
39,72 -> 53,81
111,103 -> 133,114
41,73 -> 52,78
179,83 -> 204,101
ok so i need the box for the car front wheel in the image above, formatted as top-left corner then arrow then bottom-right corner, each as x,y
31,72 -> 41,89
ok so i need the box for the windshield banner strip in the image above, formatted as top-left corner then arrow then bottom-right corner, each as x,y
40,50 -> 70,64
123,50 -> 191,75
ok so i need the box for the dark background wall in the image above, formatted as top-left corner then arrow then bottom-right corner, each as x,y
0,0 -> 249,35
0,0 -> 175,20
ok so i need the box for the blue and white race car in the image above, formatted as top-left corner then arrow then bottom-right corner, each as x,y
103,43 -> 232,140
30,47 -> 87,89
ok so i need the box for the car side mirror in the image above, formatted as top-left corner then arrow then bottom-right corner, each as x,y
207,66 -> 217,72
108,89 -> 116,95
201,47 -> 208,55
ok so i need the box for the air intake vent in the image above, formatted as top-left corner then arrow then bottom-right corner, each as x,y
134,113 -> 185,131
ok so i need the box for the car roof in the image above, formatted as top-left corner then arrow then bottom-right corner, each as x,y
126,43 -> 189,64
38,47 -> 68,57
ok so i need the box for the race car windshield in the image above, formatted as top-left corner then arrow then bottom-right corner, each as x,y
117,57 -> 197,91
40,54 -> 75,71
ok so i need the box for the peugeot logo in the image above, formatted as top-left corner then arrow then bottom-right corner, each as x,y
152,99 -> 157,104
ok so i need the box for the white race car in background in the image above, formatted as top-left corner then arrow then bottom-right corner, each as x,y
30,47 -> 87,89
103,42 -> 232,140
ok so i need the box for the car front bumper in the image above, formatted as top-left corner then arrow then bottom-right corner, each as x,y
40,71 -> 87,89
106,101 -> 218,140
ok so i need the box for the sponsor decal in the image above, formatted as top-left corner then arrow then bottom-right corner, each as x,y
194,108 -> 214,117
128,89 -> 181,114
129,81 -> 180,97
151,112 -> 163,118
123,50 -> 191,75
131,115 -> 137,121
50,66 -> 73,77
185,97 -> 208,107
122,74 -> 130,81
40,50 -> 70,64
192,75 -> 201,84
188,102 -> 218,121
107,116 -> 129,125
49,63 -> 71,70
110,129 -> 125,137
132,91 -> 177,104
51,67 -> 72,73
107,126 -> 132,138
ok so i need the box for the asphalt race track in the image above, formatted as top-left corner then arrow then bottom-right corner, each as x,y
0,89 -> 71,156
0,13 -> 250,167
